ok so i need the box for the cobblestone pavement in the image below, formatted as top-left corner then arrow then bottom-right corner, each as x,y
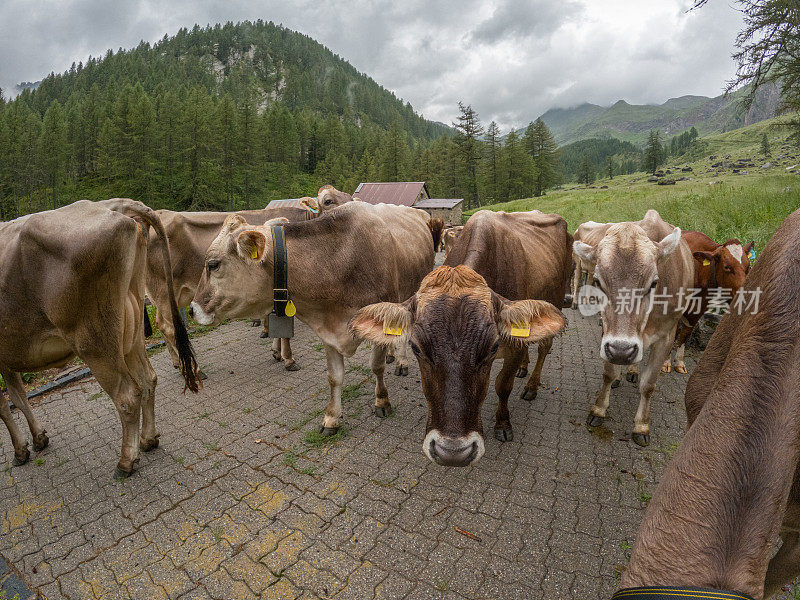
0,309 -> 695,600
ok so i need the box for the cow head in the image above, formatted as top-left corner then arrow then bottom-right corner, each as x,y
190,215 -> 288,326
693,243 -> 749,297
573,223 -> 682,365
317,185 -> 353,211
350,265 -> 565,467
723,239 -> 755,274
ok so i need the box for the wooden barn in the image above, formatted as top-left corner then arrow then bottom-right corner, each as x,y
354,181 -> 463,224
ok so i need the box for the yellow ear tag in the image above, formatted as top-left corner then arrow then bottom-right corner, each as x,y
250,247 -> 259,260
383,325 -> 402,336
702,259 -> 711,266
508,323 -> 531,338
285,300 -> 296,317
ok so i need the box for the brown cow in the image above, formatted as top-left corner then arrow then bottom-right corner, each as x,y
0,199 -> 198,477
441,225 -> 464,259
573,210 -> 693,446
663,231 -> 755,374
571,221 -> 612,309
145,206 -> 319,374
317,184 -> 354,210
189,202 -> 437,434
350,210 -> 569,466
619,209 -> 799,600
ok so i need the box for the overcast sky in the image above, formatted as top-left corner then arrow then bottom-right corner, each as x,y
0,0 -> 744,130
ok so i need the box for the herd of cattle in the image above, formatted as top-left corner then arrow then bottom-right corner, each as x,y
1,185 -> 799,598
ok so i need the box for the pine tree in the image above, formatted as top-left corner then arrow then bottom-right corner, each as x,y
500,130 -> 533,201
642,130 -> 665,174
453,102 -> 484,209
524,118 -> 560,196
577,156 -> 595,185
215,94 -> 238,211
481,121 -> 502,203
606,157 -> 614,180
380,121 -> 409,182
39,100 -> 68,209
760,132 -> 771,156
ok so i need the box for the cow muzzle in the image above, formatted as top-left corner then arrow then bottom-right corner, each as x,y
189,301 -> 215,326
423,431 -> 484,467
601,336 -> 642,364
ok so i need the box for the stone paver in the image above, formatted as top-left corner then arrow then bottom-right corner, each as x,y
0,307 -> 694,599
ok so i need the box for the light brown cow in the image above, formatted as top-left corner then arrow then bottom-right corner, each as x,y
350,210 -> 570,466
573,209 -> 693,446
619,208 -> 800,600
190,202 -> 437,433
145,206 -> 320,374
441,225 -> 464,259
317,184 -> 354,210
571,221 -> 612,309
0,199 -> 198,477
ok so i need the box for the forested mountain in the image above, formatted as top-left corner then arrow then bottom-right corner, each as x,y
559,138 -> 642,182
539,82 -> 782,146
0,20 -> 457,219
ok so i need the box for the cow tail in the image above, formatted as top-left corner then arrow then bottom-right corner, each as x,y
105,199 -> 200,393
428,218 -> 445,252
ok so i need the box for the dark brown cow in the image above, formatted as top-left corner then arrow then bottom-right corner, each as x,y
663,230 -> 755,373
351,210 -> 569,466
145,206 -> 319,373
0,199 -> 198,477
619,208 -> 800,600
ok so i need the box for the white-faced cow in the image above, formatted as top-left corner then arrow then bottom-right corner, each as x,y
0,199 -> 198,477
573,209 -> 693,446
350,210 -> 570,466
189,202 -> 438,434
619,208 -> 800,600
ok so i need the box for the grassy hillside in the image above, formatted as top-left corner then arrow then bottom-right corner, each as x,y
539,83 -> 781,146
467,116 -> 800,250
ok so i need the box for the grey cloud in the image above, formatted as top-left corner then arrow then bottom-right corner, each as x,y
470,0 -> 582,44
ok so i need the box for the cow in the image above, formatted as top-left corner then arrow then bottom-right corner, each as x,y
571,221 -> 612,309
189,201 -> 438,434
350,210 -> 570,466
662,231 -> 755,374
0,199 -> 198,478
441,225 -> 464,259
573,209 -> 693,446
618,208 -> 800,600
145,206 -> 320,374
317,184 -> 355,210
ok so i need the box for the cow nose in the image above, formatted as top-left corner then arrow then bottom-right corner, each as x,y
604,340 -> 639,364
428,436 -> 479,467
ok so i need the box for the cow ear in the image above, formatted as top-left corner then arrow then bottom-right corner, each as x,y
221,214 -> 248,235
237,230 -> 267,261
496,298 -> 566,344
573,241 -> 596,265
693,251 -> 715,266
658,227 -> 681,259
350,299 -> 413,344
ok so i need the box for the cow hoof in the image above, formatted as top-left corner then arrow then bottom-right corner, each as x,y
493,427 -> 514,442
140,437 -> 160,452
250,320 -> 261,327
374,405 -> 392,418
113,467 -> 133,481
259,331 -> 269,339
516,367 -> 528,378
272,351 -> 282,362
632,432 -> 650,447
676,365 -> 688,374
571,302 -> 578,310
611,379 -> 621,389
661,364 -> 671,374
318,426 -> 339,437
520,388 -> 537,401
385,355 -> 395,364
626,372 -> 638,384
586,414 -> 605,428
285,362 -> 300,372
198,370 -> 208,381
13,449 -> 30,466
394,365 -> 408,376
33,432 -> 49,452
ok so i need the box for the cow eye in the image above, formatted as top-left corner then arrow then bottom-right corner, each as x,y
207,259 -> 220,272
324,199 -> 333,206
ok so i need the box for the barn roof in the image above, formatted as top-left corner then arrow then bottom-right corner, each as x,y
354,182 -> 429,207
413,198 -> 463,209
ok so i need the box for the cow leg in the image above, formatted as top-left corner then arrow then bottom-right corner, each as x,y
125,343 -> 159,452
260,321 -> 269,338
516,346 -> 529,378
271,337 -> 282,361
672,322 -> 694,374
587,361 -> 621,427
385,346 -> 395,364
764,506 -> 800,598
495,345 -> 526,441
521,337 -> 553,401
0,387 -> 30,466
319,344 -> 345,435
632,334 -> 672,447
571,261 -> 583,309
1,370 -> 48,452
371,345 -> 391,418
281,339 -> 299,371
393,339 -> 409,376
